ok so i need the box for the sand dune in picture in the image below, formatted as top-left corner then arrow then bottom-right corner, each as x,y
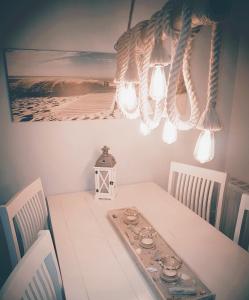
52,92 -> 115,119
9,76 -> 119,121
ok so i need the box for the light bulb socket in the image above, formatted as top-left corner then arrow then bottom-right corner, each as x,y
150,38 -> 171,67
197,105 -> 222,132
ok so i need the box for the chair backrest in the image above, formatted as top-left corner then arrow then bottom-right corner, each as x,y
0,178 -> 48,268
0,230 -> 64,300
168,161 -> 227,229
234,193 -> 249,251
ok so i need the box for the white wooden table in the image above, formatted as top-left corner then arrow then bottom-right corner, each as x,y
47,182 -> 249,300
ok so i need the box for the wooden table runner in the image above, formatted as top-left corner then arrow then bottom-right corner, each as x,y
108,207 -> 215,300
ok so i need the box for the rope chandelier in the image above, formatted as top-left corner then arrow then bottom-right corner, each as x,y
114,0 -> 223,163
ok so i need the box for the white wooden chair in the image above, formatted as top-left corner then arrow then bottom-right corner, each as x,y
168,161 -> 227,229
234,193 -> 249,251
0,178 -> 48,268
0,230 -> 64,300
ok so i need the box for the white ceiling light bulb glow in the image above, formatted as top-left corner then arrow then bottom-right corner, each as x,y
149,65 -> 167,102
140,121 -> 151,136
118,82 -> 138,112
194,130 -> 214,163
162,118 -> 177,144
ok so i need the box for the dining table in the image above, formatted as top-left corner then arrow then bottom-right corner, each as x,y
47,182 -> 249,300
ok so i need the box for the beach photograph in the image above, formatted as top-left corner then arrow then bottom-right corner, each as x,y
4,49 -> 119,122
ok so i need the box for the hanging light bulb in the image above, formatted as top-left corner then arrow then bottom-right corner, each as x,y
150,119 -> 160,130
194,130 -> 214,163
140,121 -> 151,136
149,38 -> 170,102
118,82 -> 138,111
117,44 -> 140,114
149,64 -> 167,102
162,118 -> 177,144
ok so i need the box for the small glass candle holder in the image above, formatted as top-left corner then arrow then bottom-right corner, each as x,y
161,255 -> 182,270
160,268 -> 179,283
138,227 -> 157,249
123,208 -> 139,225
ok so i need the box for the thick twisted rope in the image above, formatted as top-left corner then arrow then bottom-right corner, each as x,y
116,1 -> 200,129
114,0 -> 221,133
180,32 -> 200,129
115,1 -> 176,127
138,8 -> 166,128
115,31 -> 130,83
165,1 -> 193,129
197,23 -> 222,131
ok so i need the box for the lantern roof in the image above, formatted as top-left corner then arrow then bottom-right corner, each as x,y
95,146 -> 116,168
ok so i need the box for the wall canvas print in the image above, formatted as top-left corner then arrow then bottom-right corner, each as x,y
5,49 -> 120,122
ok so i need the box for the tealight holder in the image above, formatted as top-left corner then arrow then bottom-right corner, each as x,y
161,255 -> 182,270
138,227 -> 157,249
123,208 -> 139,225
159,255 -> 182,283
160,268 -> 179,283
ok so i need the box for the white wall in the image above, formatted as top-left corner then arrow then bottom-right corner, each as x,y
0,0 -> 240,204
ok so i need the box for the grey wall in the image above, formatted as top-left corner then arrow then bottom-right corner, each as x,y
0,0 -> 242,286
225,9 -> 249,183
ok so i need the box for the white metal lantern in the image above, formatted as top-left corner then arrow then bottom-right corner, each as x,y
94,146 -> 117,200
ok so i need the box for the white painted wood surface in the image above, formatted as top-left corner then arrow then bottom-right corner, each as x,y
168,161 -> 227,229
47,182 -> 249,300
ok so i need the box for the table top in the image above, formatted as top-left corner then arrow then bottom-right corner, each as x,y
47,182 -> 249,300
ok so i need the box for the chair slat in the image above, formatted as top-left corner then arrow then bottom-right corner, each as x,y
24,204 -> 35,242
190,176 -> 198,210
15,211 -> 30,252
175,173 -> 182,200
26,201 -> 37,242
41,264 -> 57,299
33,195 -> 43,229
21,209 -> 32,251
194,177 -> 202,214
198,179 -> 207,217
30,196 -> 41,233
179,173 -> 186,203
206,181 -> 214,222
183,174 -> 190,207
186,175 -> 193,208
202,180 -> 211,220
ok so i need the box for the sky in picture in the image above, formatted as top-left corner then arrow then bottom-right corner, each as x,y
5,49 -> 116,79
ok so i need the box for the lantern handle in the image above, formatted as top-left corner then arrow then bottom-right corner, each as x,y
102,146 -> 110,155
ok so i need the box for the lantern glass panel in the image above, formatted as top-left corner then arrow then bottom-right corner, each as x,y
99,170 -> 109,193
